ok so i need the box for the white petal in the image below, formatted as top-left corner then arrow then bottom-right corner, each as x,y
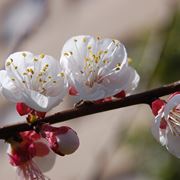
33,139 -> 56,172
60,35 -> 93,72
98,41 -> 127,75
151,114 -> 161,142
3,52 -> 66,111
60,35 -> 139,101
0,70 -> 22,101
38,54 -> 61,78
151,113 -> 167,146
34,149 -> 56,172
166,131 -> 180,158
122,67 -> 140,94
164,94 -> 180,119
5,51 -> 34,81
72,78 -> 106,100
23,90 -> 63,112
100,66 -> 140,97
37,55 -> 67,97
159,128 -> 167,146
60,35 -> 128,75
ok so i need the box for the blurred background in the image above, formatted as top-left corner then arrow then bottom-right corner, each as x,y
0,0 -> 180,179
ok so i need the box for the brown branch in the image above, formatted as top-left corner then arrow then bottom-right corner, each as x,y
0,81 -> 179,139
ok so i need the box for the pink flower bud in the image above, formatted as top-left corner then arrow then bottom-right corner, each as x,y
41,125 -> 80,156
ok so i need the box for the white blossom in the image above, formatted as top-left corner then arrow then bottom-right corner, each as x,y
0,51 -> 67,112
60,35 -> 140,101
152,93 -> 180,158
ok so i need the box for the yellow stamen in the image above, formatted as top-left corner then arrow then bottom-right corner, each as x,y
40,53 -> 45,59
128,58 -> 132,64
83,37 -> 87,43
22,53 -> 26,57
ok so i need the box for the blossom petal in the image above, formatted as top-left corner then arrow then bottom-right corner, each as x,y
23,90 -> 63,112
2,51 -> 67,112
151,114 -> 161,142
164,94 -> 180,119
166,131 -> 180,158
100,66 -> 140,97
72,77 -> 106,100
0,70 -> 22,101
33,140 -> 56,172
60,35 -> 139,101
60,35 -> 127,75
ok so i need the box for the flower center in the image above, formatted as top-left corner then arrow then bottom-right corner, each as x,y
63,38 -> 123,88
6,53 -> 64,96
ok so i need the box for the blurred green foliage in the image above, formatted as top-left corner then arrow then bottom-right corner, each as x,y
125,10 -> 180,89
154,11 -> 180,84
125,128 -> 180,180
116,8 -> 180,180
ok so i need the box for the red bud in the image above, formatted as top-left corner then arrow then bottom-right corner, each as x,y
16,103 -> 31,116
151,99 -> 165,116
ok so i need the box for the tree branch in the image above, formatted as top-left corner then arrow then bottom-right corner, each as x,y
0,81 -> 179,139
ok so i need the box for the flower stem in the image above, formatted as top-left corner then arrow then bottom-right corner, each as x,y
0,81 -> 179,140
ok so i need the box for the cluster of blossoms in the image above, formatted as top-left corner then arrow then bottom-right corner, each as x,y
151,92 -> 180,158
0,35 -> 140,179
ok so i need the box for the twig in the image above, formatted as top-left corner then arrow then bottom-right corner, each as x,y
0,81 -> 179,139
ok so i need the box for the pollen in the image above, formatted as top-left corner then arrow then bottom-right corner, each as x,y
38,72 -> 43,77
98,50 -> 103,56
27,68 -> 34,74
97,36 -> 100,40
6,62 -> 11,66
104,50 -> 108,54
116,63 -> 121,67
115,63 -> 121,71
11,78 -> 15,81
42,64 -> 49,72
74,39 -> 77,42
88,46 -> 92,50
128,58 -> 132,64
22,80 -> 26,83
85,58 -> 89,61
53,80 -> 56,83
64,52 -> 69,56
59,72 -> 64,77
40,53 -> 45,59
103,59 -> 108,64
83,37 -> 87,43
94,57 -> 99,63
22,52 -> 27,57
33,58 -> 38,62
